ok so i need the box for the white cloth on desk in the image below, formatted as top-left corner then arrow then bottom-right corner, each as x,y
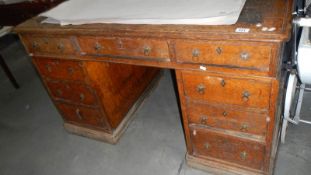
0,0 -> 29,4
40,0 -> 246,25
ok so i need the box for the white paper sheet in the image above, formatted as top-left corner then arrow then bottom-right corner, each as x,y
0,0 -> 28,4
40,0 -> 246,25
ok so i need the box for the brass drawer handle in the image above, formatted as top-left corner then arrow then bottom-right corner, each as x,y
196,84 -> 205,94
200,115 -> 208,125
57,43 -> 65,52
192,48 -> 200,57
32,41 -> 39,49
266,117 -> 271,123
56,89 -> 63,96
222,111 -> 228,117
76,108 -> 83,120
240,151 -> 247,160
240,123 -> 249,131
67,67 -> 74,75
204,143 -> 209,149
216,47 -> 222,55
242,91 -> 250,102
45,64 -> 52,72
240,51 -> 250,60
43,38 -> 49,44
143,46 -> 151,56
79,93 -> 85,101
94,42 -> 102,51
220,79 -> 226,87
117,39 -> 124,49
192,129 -> 197,136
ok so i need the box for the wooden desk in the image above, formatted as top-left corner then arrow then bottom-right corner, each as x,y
15,0 -> 293,174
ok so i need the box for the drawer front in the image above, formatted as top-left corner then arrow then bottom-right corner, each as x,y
46,81 -> 97,106
175,40 -> 272,71
187,102 -> 268,136
22,35 -> 76,55
190,127 -> 265,170
56,103 -> 106,129
182,71 -> 271,109
34,58 -> 85,81
78,37 -> 170,60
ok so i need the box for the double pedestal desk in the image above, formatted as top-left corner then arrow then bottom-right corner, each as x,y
16,0 -> 293,174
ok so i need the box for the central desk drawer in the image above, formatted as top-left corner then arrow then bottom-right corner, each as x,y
175,40 -> 272,71
56,102 -> 107,129
34,58 -> 85,81
46,80 -> 97,106
190,126 -> 265,170
187,101 -> 268,136
182,71 -> 271,109
78,37 -> 170,60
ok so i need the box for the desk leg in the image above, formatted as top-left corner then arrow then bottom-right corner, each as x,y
0,53 -> 19,89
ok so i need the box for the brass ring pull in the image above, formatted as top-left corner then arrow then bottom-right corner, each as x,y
192,130 -> 197,136
204,143 -> 209,149
216,47 -> 222,55
242,91 -> 250,101
76,108 -> 83,120
67,67 -> 74,75
240,51 -> 250,60
222,111 -> 228,117
143,46 -> 151,56
200,115 -> 208,125
94,42 -> 102,51
57,43 -> 64,52
192,48 -> 200,57
32,41 -> 39,49
43,38 -> 49,44
117,40 -> 124,49
45,64 -> 52,72
240,151 -> 247,160
196,84 -> 205,94
79,93 -> 85,101
56,89 -> 63,96
240,123 -> 249,131
220,79 -> 226,87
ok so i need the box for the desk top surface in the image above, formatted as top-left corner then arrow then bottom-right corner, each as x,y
15,0 -> 293,42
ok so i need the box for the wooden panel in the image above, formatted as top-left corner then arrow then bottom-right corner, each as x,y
84,61 -> 160,129
187,101 -> 268,136
22,35 -> 76,55
78,37 -> 170,60
175,40 -> 272,72
56,102 -> 107,129
182,71 -> 272,109
190,126 -> 265,170
33,57 -> 85,81
46,80 -> 97,106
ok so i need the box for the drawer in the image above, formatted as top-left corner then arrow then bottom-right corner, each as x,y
190,127 -> 265,170
187,102 -> 268,136
22,35 -> 76,55
34,58 -> 85,81
56,103 -> 107,129
182,71 -> 271,109
46,80 -> 97,106
78,37 -> 170,60
175,40 -> 272,71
